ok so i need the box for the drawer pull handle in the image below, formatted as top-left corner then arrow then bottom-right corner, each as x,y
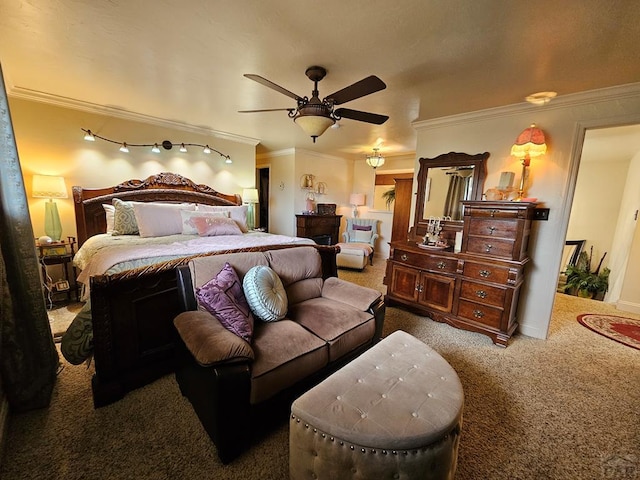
473,309 -> 485,318
401,254 -> 408,261
485,244 -> 493,252
488,226 -> 496,235
479,269 -> 491,277
476,290 -> 487,299
437,261 -> 447,269
490,209 -> 499,217
415,284 -> 423,293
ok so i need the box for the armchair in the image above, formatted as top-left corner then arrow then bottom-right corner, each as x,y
337,218 -> 380,269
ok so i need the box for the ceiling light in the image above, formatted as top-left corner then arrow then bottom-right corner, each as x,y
119,142 -> 129,153
203,145 -> 211,154
83,130 -> 95,141
525,91 -> 557,105
366,148 -> 385,169
179,143 -> 187,153
151,143 -> 161,153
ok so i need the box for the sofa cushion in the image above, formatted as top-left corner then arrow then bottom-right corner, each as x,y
289,298 -> 375,362
189,252 -> 268,290
174,310 -> 254,366
243,265 -> 288,322
322,277 -> 382,311
250,320 -> 328,404
196,262 -> 254,342
265,246 -> 323,303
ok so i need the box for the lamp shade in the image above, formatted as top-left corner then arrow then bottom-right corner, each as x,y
294,115 -> 335,140
32,175 -> 68,199
349,193 -> 365,206
242,188 -> 259,203
510,124 -> 547,160
366,148 -> 385,169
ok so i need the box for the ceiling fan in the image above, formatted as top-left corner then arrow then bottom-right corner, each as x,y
239,66 -> 389,142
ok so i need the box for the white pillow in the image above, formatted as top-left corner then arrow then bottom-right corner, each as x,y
180,210 -> 230,235
103,204 -> 115,233
132,202 -> 196,238
243,265 -> 288,322
353,229 -> 373,243
196,205 -> 249,233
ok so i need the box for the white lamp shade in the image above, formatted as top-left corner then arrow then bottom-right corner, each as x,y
32,175 -> 68,199
242,188 -> 259,203
350,193 -> 365,206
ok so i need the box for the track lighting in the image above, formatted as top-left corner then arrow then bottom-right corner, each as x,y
80,128 -> 232,163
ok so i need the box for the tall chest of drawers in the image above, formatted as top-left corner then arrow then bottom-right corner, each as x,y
384,201 -> 536,346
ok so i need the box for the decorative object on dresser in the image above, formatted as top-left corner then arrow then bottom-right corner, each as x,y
510,124 -> 547,202
384,152 -> 538,346
32,174 -> 68,241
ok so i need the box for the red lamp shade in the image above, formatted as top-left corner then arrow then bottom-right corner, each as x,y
511,124 -> 547,165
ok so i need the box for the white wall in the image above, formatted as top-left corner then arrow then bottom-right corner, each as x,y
10,98 -> 258,240
413,83 -> 640,340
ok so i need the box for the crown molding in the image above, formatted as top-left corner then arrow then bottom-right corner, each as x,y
413,82 -> 640,131
8,86 -> 260,146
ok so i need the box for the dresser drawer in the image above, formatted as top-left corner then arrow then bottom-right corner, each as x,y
462,261 -> 514,285
468,218 -> 517,238
465,207 -> 522,219
459,280 -> 506,307
392,249 -> 458,274
465,236 -> 515,259
457,299 -> 502,329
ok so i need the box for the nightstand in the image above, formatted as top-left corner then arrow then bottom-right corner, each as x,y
37,236 -> 78,309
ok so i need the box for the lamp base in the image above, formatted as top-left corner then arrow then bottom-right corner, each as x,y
44,200 -> 62,241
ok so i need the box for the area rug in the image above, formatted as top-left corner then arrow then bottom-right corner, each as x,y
577,314 -> 640,350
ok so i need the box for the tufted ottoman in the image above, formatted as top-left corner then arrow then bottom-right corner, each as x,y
290,330 -> 463,480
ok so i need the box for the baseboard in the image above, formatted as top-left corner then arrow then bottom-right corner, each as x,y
615,300 -> 640,315
0,394 -> 9,469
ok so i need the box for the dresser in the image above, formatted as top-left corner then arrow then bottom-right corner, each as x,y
385,201 -> 536,346
295,214 -> 342,245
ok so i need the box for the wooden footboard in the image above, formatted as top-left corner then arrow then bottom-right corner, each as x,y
89,244 -> 339,407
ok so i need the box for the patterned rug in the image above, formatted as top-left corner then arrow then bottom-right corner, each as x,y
577,314 -> 640,350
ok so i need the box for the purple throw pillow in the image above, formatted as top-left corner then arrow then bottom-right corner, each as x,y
196,262 -> 254,342
352,224 -> 372,231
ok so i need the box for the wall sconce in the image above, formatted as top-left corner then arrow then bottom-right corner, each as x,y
242,188 -> 259,231
510,124 -> 547,201
349,193 -> 365,218
32,174 -> 68,241
365,148 -> 385,169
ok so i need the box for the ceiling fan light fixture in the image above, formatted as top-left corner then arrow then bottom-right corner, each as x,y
294,113 -> 335,142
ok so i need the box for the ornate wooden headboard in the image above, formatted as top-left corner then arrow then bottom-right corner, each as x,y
72,172 -> 242,246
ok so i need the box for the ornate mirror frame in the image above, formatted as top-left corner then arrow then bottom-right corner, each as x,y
411,151 -> 489,242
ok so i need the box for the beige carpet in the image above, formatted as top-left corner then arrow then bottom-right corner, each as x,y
46,302 -> 84,341
1,262 -> 638,479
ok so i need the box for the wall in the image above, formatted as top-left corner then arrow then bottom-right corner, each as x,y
413,83 -> 640,340
566,159 -> 629,270
9,98 -> 258,240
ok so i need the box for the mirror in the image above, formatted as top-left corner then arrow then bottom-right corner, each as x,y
413,151 -> 488,239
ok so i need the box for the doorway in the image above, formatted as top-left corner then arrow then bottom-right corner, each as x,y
559,123 -> 640,310
257,167 -> 270,232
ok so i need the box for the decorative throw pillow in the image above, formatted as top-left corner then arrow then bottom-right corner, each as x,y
196,263 -> 254,342
111,198 -> 139,235
352,224 -> 372,231
353,229 -> 373,243
103,204 -> 115,233
180,210 -> 230,235
196,205 -> 249,232
133,202 -> 196,237
243,265 -> 288,322
192,216 -> 244,236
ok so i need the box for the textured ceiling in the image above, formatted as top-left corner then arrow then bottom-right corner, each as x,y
1,0 -> 639,159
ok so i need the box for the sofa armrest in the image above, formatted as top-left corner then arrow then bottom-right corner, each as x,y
321,277 -> 382,311
174,310 -> 254,367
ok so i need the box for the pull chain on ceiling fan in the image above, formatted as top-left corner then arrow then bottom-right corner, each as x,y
239,66 -> 389,142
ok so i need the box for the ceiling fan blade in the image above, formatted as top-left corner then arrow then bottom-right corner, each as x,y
335,108 -> 389,125
325,76 -> 386,105
244,74 -> 303,101
238,108 -> 295,113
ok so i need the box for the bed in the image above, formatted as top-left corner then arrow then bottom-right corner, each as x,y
63,172 -> 328,407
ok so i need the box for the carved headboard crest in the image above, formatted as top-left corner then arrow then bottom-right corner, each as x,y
114,172 -> 219,195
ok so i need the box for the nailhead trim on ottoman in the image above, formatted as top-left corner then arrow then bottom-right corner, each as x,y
290,330 -> 464,480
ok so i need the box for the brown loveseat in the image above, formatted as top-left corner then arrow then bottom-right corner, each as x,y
173,245 -> 385,463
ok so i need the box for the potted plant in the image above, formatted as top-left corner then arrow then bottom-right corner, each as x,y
382,187 -> 395,210
563,246 -> 610,300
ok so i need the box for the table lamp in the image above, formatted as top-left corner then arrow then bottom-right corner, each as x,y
510,124 -> 547,201
242,188 -> 259,230
32,174 -> 68,241
349,193 -> 365,218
